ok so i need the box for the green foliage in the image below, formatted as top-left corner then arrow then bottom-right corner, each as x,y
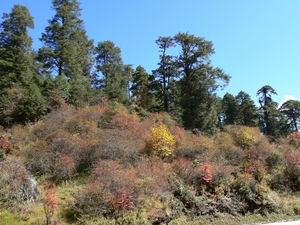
235,91 -> 259,127
257,85 -> 290,137
15,83 -> 47,122
222,93 -> 239,125
38,0 -> 94,106
280,99 -> 300,131
0,5 -> 46,125
153,36 -> 177,113
130,65 -> 160,112
95,41 -> 132,104
173,32 -> 230,132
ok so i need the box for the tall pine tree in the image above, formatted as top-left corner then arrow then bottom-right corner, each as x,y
38,0 -> 94,106
95,41 -> 132,104
174,32 -> 230,133
153,36 -> 177,112
0,5 -> 46,125
235,91 -> 258,127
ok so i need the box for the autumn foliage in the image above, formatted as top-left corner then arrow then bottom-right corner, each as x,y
42,182 -> 58,225
2,103 -> 300,224
145,122 -> 176,157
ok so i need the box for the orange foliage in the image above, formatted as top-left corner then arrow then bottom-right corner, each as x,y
42,182 -> 58,225
0,132 -> 11,150
200,162 -> 213,183
55,154 -> 76,180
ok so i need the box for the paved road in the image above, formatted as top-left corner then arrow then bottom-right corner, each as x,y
261,221 -> 300,225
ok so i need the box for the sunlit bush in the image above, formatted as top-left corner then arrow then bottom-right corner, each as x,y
145,123 -> 175,157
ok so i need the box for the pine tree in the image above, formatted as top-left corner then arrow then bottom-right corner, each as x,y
235,91 -> 258,127
95,41 -> 132,104
257,85 -> 290,137
222,93 -> 239,125
280,99 -> 300,132
173,32 -> 230,132
38,0 -> 94,106
153,36 -> 177,112
0,5 -> 46,125
130,65 -> 160,111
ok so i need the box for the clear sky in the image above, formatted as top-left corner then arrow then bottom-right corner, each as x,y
2,0 -> 300,105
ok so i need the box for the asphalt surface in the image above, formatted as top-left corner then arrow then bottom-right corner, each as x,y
257,221 -> 300,225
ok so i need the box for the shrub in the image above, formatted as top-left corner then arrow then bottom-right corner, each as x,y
225,125 -> 261,150
41,182 -> 58,225
21,140 -> 55,175
289,131 -> 300,149
0,156 -> 37,203
214,131 -> 235,151
0,131 -> 12,158
99,135 -> 140,168
283,150 -> 300,189
75,160 -> 137,218
209,163 -> 233,195
200,162 -> 213,183
172,157 -> 195,184
54,153 -> 76,181
265,151 -> 283,171
145,123 -> 175,157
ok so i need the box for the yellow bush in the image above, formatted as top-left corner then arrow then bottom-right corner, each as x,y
145,123 -> 175,157
225,126 -> 261,150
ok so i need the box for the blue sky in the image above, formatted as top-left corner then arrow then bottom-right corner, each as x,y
2,0 -> 300,105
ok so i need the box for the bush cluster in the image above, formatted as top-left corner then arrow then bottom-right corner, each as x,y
1,104 -> 300,224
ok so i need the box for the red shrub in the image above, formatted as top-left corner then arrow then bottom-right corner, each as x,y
54,153 -> 76,181
200,162 -> 213,183
75,160 -> 137,217
284,150 -> 300,186
173,157 -> 194,182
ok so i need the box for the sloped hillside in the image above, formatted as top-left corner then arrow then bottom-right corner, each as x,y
1,102 -> 300,224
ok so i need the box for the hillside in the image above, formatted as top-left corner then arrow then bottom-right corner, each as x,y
1,102 -> 300,224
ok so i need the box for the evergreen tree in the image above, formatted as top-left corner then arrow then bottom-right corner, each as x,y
173,32 -> 230,132
222,93 -> 239,125
280,99 -> 300,131
15,83 -> 47,122
130,65 -> 160,111
38,0 -> 94,106
95,41 -> 132,104
0,5 -> 46,125
257,85 -> 277,135
257,85 -> 290,136
235,91 -> 258,126
0,4 -> 35,89
153,36 -> 177,112
42,74 -> 71,109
